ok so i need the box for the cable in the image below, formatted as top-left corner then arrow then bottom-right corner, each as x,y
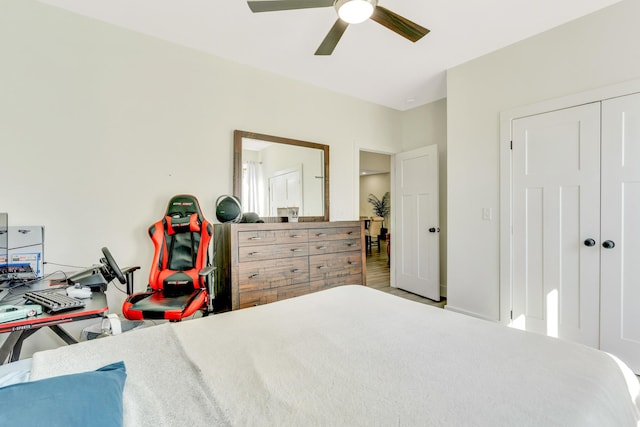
44,261 -> 87,269
109,279 -> 128,295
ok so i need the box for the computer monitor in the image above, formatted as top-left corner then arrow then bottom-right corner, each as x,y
0,213 -> 8,283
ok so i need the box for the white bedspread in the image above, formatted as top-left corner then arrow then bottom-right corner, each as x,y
31,285 -> 640,426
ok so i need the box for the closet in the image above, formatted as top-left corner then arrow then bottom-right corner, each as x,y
509,92 -> 640,373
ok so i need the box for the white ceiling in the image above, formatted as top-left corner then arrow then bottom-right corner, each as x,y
39,0 -> 622,111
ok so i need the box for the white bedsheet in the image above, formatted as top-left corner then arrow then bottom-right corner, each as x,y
31,285 -> 640,426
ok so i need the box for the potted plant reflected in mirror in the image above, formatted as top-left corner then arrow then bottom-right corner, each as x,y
367,192 -> 390,238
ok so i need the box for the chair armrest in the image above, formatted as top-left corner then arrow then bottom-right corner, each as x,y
198,266 -> 216,276
121,266 -> 140,295
198,265 -> 216,313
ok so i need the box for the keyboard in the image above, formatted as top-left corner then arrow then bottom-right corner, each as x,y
23,289 -> 86,313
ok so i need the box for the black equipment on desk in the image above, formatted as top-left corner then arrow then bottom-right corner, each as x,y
67,247 -> 127,292
23,289 -> 85,313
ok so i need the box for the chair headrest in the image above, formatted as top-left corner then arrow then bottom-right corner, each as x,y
165,194 -> 204,219
165,213 -> 201,235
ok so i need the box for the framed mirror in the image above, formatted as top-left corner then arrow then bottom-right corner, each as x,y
233,130 -> 329,222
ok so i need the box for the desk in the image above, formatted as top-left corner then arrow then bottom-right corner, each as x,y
0,284 -> 108,364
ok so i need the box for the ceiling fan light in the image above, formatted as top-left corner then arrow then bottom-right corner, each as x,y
335,0 -> 376,24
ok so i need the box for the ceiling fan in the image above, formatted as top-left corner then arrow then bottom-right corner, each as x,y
247,0 -> 430,55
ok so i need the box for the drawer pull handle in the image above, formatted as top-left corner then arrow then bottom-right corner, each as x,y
291,269 -> 301,273
347,261 -> 359,265
347,243 -> 356,247
249,273 -> 260,279
317,246 -> 327,250
316,233 -> 327,237
347,231 -> 354,235
291,248 -> 303,252
249,252 -> 260,256
249,236 -> 263,241
291,234 -> 303,238
317,265 -> 329,269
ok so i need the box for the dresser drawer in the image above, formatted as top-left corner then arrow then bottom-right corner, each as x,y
308,238 -> 360,255
238,229 -> 308,247
308,227 -> 359,242
238,257 -> 309,291
238,283 -> 311,309
309,274 -> 362,291
238,289 -> 277,309
309,251 -> 362,281
239,243 -> 309,262
277,283 -> 311,301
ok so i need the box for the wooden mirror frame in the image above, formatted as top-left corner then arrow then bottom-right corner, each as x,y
233,130 -> 330,222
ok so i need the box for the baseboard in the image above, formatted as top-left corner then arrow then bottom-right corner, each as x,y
444,305 -> 497,322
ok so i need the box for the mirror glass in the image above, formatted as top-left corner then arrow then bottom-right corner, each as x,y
233,130 -> 329,221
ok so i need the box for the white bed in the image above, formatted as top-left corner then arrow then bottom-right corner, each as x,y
18,285 -> 640,426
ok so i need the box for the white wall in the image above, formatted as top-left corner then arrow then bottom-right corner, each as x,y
0,0 -> 411,355
447,0 -> 640,320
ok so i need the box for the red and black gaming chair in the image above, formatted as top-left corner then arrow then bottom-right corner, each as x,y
122,194 -> 214,321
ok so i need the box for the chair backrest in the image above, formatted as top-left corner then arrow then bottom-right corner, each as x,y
148,195 -> 212,296
369,217 -> 383,237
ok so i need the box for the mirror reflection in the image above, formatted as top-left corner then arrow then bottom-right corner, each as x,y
233,131 -> 329,221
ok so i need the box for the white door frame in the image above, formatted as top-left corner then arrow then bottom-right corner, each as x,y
499,78 -> 640,325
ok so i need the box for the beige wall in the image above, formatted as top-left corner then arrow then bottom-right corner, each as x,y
446,0 -> 640,320
0,0 -> 415,355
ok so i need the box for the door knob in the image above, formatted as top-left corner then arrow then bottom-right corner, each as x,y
583,238 -> 596,247
602,240 -> 616,249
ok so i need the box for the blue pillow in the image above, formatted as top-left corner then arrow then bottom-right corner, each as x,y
0,361 -> 126,427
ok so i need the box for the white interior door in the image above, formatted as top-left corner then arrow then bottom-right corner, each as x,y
268,168 -> 302,216
394,145 -> 439,300
511,103 -> 601,347
600,92 -> 640,373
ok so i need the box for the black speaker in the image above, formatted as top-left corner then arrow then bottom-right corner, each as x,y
215,195 -> 243,223
241,212 -> 263,223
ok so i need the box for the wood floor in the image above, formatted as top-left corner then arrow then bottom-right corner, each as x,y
365,241 -> 446,309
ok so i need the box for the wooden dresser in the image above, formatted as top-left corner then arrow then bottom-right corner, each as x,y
213,221 -> 365,311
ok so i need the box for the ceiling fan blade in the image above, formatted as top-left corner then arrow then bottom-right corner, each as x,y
247,0 -> 333,13
315,19 -> 349,56
370,5 -> 430,42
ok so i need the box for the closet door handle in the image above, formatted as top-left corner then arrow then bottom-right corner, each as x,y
583,238 -> 596,247
602,240 -> 616,249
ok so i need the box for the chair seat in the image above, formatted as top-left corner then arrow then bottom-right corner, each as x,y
123,288 -> 207,321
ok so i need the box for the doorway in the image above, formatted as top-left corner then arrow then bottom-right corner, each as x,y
359,151 -> 391,286
359,148 -> 446,307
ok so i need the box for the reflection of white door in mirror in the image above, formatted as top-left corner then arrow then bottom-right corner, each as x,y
242,143 -> 323,217
234,130 -> 329,222
268,166 -> 303,217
